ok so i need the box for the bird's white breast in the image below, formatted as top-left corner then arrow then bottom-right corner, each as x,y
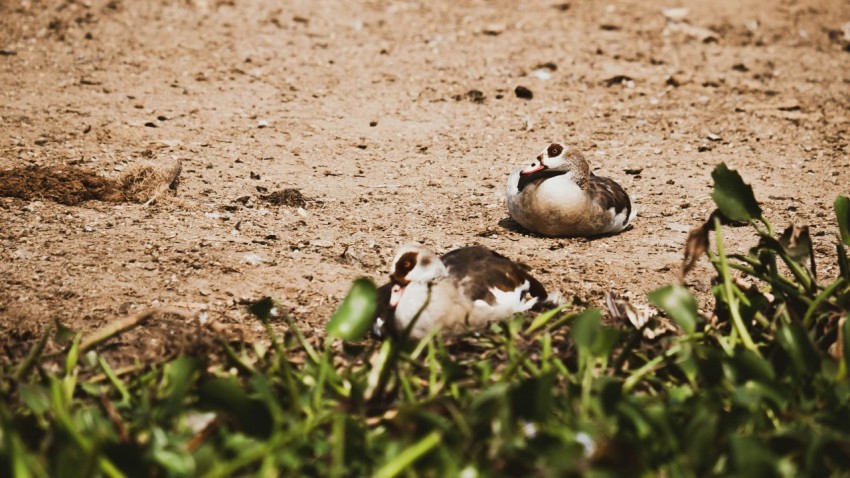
394,279 -> 471,339
507,171 -> 589,236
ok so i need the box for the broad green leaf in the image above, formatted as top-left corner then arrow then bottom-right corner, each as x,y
710,163 -> 762,221
596,377 -> 623,414
54,319 -> 76,345
327,278 -> 378,341
776,323 -> 819,376
151,427 -> 196,476
197,378 -> 273,438
18,384 -> 50,415
727,349 -> 775,383
684,406 -> 718,474
152,447 -> 195,477
648,285 -> 699,334
744,380 -> 787,410
729,435 -> 777,476
836,196 -> 850,246
160,357 -> 200,416
79,382 -> 102,397
510,373 -> 555,421
616,401 -> 654,439
694,345 -> 725,387
570,309 -> 602,350
593,328 -> 622,358
250,374 -> 284,424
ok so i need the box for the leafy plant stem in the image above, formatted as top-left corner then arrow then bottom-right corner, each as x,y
370,285 -> 433,403
580,357 -> 594,412
723,259 -> 809,303
373,430 -> 442,478
265,322 -> 300,407
98,356 -> 130,405
714,217 -> 760,356
714,333 -> 734,355
331,414 -> 345,478
215,336 -> 255,375
802,278 -> 845,329
778,253 -> 813,293
761,215 -> 775,236
623,344 -> 681,393
13,325 -> 51,382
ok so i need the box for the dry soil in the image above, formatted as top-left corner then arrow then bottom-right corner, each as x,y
1,0 -> 849,363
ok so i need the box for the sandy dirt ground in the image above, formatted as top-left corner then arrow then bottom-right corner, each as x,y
1,0 -> 849,362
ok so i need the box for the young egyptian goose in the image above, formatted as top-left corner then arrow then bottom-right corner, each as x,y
374,242 -> 560,339
506,142 -> 636,237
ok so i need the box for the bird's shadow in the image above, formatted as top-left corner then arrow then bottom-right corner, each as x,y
496,217 -> 635,241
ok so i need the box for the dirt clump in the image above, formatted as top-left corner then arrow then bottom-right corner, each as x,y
0,165 -> 123,205
0,162 -> 181,206
260,188 -> 308,208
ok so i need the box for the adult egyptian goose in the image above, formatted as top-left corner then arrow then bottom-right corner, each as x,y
506,142 -> 636,237
373,242 -> 560,339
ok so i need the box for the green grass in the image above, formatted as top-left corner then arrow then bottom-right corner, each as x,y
2,165 -> 850,477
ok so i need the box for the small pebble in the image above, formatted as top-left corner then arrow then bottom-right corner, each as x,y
532,69 -> 552,80
242,253 -> 264,265
483,23 -> 505,35
514,85 -> 533,99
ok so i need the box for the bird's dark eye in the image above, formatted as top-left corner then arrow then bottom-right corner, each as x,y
547,144 -> 563,157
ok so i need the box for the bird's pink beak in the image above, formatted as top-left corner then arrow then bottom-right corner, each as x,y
521,162 -> 545,175
389,284 -> 405,308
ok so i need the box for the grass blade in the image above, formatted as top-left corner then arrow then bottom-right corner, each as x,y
97,357 -> 130,405
525,304 -> 566,334
835,196 -> 850,246
373,431 -> 442,478
13,325 -> 51,382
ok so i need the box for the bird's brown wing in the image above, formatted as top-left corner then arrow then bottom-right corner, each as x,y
587,175 -> 632,220
441,246 -> 549,305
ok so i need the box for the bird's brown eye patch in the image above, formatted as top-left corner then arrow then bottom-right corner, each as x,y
391,251 -> 418,284
547,144 -> 563,157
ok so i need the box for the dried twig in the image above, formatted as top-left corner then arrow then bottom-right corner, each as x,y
80,307 -> 193,353
13,325 -> 52,381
